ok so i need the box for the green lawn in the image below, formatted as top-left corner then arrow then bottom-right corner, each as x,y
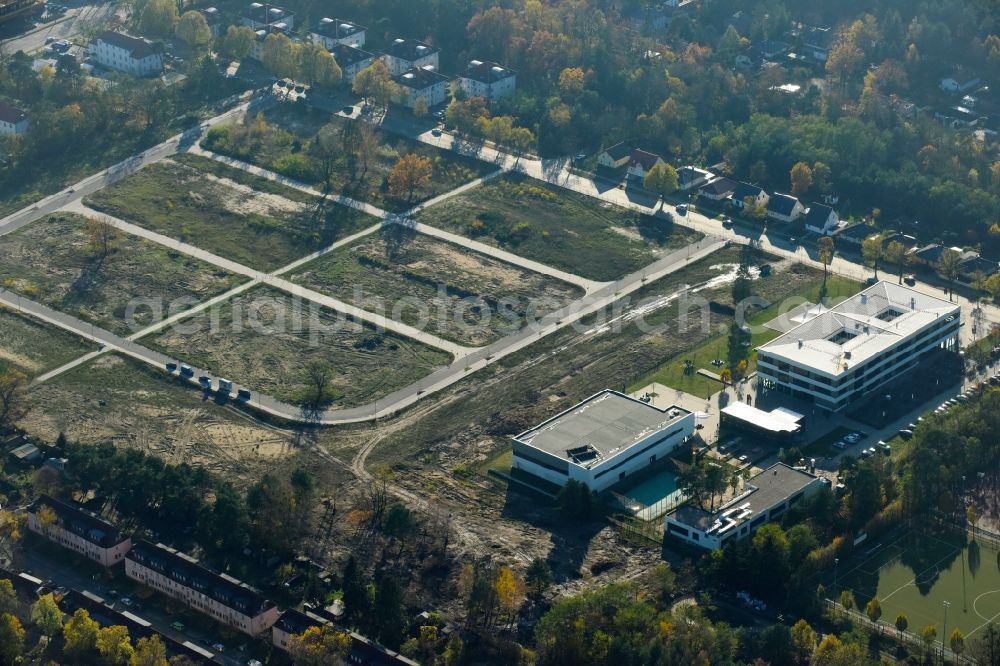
141,286 -> 453,407
202,105 -> 494,213
0,308 -> 93,379
416,173 -> 703,281
286,231 -> 584,346
85,159 -> 377,271
0,212 -> 245,335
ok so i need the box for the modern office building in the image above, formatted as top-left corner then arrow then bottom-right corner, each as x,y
125,541 -> 279,636
512,390 -> 695,492
665,463 -> 826,549
756,281 -> 960,412
27,495 -> 132,567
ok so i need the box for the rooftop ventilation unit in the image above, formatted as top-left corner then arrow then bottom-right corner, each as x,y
320,17 -> 333,24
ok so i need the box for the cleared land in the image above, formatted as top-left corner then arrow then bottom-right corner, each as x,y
142,287 -> 453,407
19,352 -> 297,480
202,105 -> 494,212
0,212 -> 244,335
0,308 -> 93,378
85,157 -> 377,271
287,230 -> 585,346
416,173 -> 703,281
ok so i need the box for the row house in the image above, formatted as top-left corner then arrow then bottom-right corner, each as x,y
27,495 -> 132,567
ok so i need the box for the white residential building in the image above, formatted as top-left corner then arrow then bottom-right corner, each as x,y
458,60 -> 516,101
766,192 -> 806,223
381,38 -> 439,76
0,101 -> 28,136
310,17 -> 366,49
665,464 -> 826,549
126,541 -> 279,636
27,495 -> 132,567
88,31 -> 163,76
756,282 -> 961,412
329,44 -> 376,85
393,66 -> 449,109
240,2 -> 293,30
512,390 -> 695,492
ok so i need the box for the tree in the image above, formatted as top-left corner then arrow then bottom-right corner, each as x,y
86,216 -> 120,259
131,636 -> 169,666
864,596 -> 882,633
311,123 -> 340,189
643,162 -> 679,198
297,43 -> 342,87
790,162 -> 813,197
140,0 -> 179,37
972,622 -> 1000,666
0,580 -> 15,616
862,235 -> 882,279
558,67 -> 586,97
817,236 -> 835,287
895,612 -> 908,638
951,627 -> 966,656
63,608 -> 99,657
921,625 -> 938,659
219,26 -> 254,61
388,154 -> 433,203
412,96 -> 429,118
0,613 -> 24,666
790,619 -> 816,664
495,566 -> 520,625
341,556 -> 370,621
939,248 -> 962,300
175,11 -> 211,47
97,625 -> 135,666
260,32 -> 297,78
525,558 -> 552,599
304,359 -> 333,407
0,369 -> 27,431
31,593 -> 62,639
884,240 -> 908,284
352,60 -> 397,111
287,625 -> 351,666
838,589 -> 854,613
555,479 -> 594,521
374,577 -> 405,648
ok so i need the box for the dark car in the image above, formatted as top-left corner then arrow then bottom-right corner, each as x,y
342,106 -> 353,114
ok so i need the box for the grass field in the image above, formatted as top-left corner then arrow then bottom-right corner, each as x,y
18,352 -> 295,479
85,158 -> 377,271
415,173 -> 703,282
630,273 -> 861,398
202,105 -> 494,212
141,287 -> 453,407
0,212 -> 245,335
832,525 -> 1000,642
0,309 -> 93,378
286,230 -> 584,346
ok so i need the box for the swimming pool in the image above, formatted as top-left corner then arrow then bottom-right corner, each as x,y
620,467 -> 680,506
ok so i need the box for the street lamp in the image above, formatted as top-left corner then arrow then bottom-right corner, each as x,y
834,557 -> 839,598
942,600 -> 951,663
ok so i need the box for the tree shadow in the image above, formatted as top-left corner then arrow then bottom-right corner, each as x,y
64,254 -> 108,306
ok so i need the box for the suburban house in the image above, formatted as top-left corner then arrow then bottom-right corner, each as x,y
792,23 -> 832,62
512,390 -> 695,493
458,60 -> 516,102
393,66 -> 449,109
27,495 -> 132,567
0,100 -> 28,136
597,142 -> 633,168
698,177 -> 737,201
909,244 -> 974,269
125,541 -> 280,636
802,203 -> 839,235
731,181 -> 769,211
735,47 -> 764,71
627,149 -> 666,181
677,165 -> 713,191
833,223 -> 875,248
958,255 -> 999,282
665,464 -> 826,550
936,105 -> 982,129
329,44 -> 376,85
381,38 -> 439,76
310,17 -> 366,49
239,2 -> 294,30
940,74 -> 981,93
766,192 -> 806,223
198,7 -> 223,37
88,31 -> 163,76
880,231 -> 919,250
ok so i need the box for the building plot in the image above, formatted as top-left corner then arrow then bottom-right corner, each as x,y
0,308 -> 94,379
142,287 -> 453,408
286,231 -> 585,346
0,212 -> 245,336
415,173 -> 703,282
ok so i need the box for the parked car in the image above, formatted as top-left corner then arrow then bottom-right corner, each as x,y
170,621 -> 185,632
431,128 -> 442,137
676,204 -> 687,215
843,431 -> 864,444
903,274 -> 916,286
898,429 -> 913,440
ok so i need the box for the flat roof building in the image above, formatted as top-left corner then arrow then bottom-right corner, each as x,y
27,495 -> 132,567
310,17 -> 366,49
125,541 -> 279,636
512,390 -> 695,492
381,38 -> 439,76
665,463 -> 826,549
458,60 -> 516,101
720,403 -> 803,441
756,281 -> 960,412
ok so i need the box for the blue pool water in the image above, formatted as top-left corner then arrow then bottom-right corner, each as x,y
621,468 -> 680,506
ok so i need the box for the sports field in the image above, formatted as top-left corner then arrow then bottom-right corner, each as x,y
832,526 -> 1000,640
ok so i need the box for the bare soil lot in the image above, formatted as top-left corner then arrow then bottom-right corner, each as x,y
0,308 -> 93,378
85,158 -> 377,271
416,173 -> 704,282
0,212 -> 244,335
287,230 -> 585,346
142,287 -> 453,407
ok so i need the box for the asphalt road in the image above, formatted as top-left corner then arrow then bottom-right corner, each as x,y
0,2 -> 115,56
